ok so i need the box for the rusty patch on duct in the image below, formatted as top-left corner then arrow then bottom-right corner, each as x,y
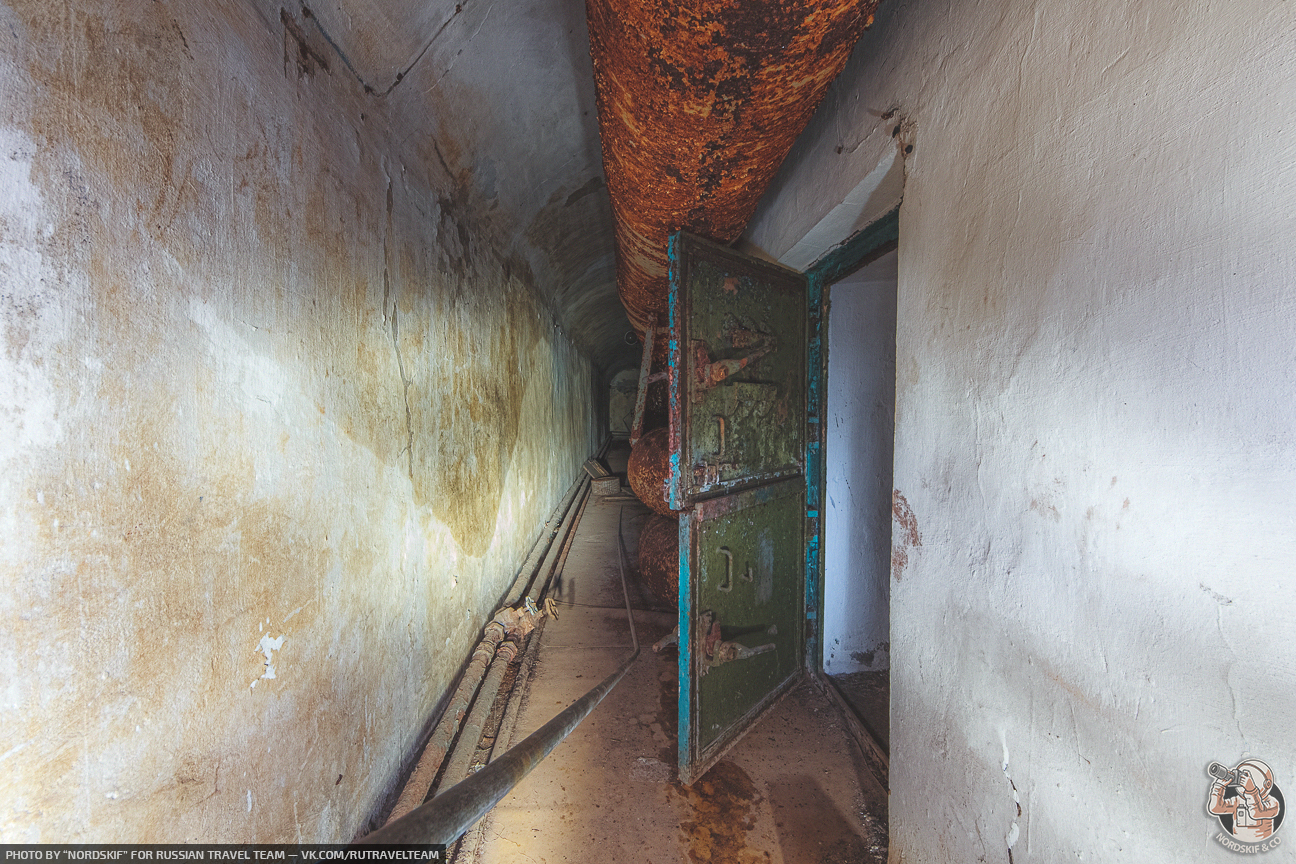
637,514 -> 679,606
587,0 -> 879,332
628,426 -> 676,516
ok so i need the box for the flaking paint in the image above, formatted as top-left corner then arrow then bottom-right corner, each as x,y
587,0 -> 879,335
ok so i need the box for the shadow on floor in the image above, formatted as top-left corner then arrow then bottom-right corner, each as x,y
767,774 -> 885,864
466,479 -> 889,863
829,670 -> 889,752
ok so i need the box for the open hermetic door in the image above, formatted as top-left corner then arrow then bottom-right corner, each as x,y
667,231 -> 807,785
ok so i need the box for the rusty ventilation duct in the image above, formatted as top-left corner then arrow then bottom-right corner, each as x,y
587,0 -> 879,334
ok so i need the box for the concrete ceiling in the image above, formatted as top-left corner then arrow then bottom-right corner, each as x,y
286,0 -> 632,375
287,0 -> 876,379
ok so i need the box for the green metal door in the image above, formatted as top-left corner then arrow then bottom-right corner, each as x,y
667,232 -> 807,785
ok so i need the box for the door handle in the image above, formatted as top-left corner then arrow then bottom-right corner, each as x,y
717,546 -> 753,592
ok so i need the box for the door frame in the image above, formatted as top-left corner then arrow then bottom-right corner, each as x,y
662,208 -> 900,786
802,205 -> 900,675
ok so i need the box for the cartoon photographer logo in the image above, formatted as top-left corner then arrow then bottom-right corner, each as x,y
1207,759 -> 1285,853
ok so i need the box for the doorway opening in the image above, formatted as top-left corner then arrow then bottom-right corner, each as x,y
820,246 -> 897,754
608,367 -> 639,436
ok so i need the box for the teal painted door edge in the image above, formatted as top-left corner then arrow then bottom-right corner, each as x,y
801,205 -> 900,674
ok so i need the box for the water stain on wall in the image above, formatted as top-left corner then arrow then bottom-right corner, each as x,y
8,403 -> 344,839
13,3 -> 199,245
0,0 -> 596,842
410,264 -> 544,556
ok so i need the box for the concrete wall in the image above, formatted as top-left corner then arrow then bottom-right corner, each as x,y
0,0 -> 596,842
750,0 -> 1296,859
822,251 -> 896,676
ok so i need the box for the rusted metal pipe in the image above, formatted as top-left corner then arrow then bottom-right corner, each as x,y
629,326 -> 656,447
361,509 -> 640,846
443,485 -> 595,860
504,477 -> 589,608
383,474 -> 589,825
524,479 -> 592,605
437,638 -> 521,789
530,478 -> 593,605
452,612 -> 552,862
384,622 -> 507,824
587,0 -> 880,333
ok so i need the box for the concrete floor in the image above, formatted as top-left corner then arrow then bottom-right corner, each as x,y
462,445 -> 888,864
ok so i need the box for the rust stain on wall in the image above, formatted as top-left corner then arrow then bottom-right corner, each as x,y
587,0 -> 879,332
0,0 -> 597,842
9,408 -> 334,839
1029,496 -> 1061,521
410,259 -> 543,555
10,2 -> 202,256
890,489 -> 920,580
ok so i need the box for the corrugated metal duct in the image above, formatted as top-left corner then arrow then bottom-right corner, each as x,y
587,0 -> 879,333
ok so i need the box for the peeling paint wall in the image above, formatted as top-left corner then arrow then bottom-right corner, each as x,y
822,250 -> 895,675
0,0 -> 596,842
750,0 -> 1296,859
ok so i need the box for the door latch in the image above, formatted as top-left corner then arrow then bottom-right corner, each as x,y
697,609 -> 777,676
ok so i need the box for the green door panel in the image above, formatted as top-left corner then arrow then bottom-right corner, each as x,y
667,233 -> 806,509
678,480 -> 805,783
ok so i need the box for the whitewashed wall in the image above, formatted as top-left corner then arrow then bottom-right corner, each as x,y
750,0 -> 1296,859
823,251 -> 896,675
0,0 -> 597,842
